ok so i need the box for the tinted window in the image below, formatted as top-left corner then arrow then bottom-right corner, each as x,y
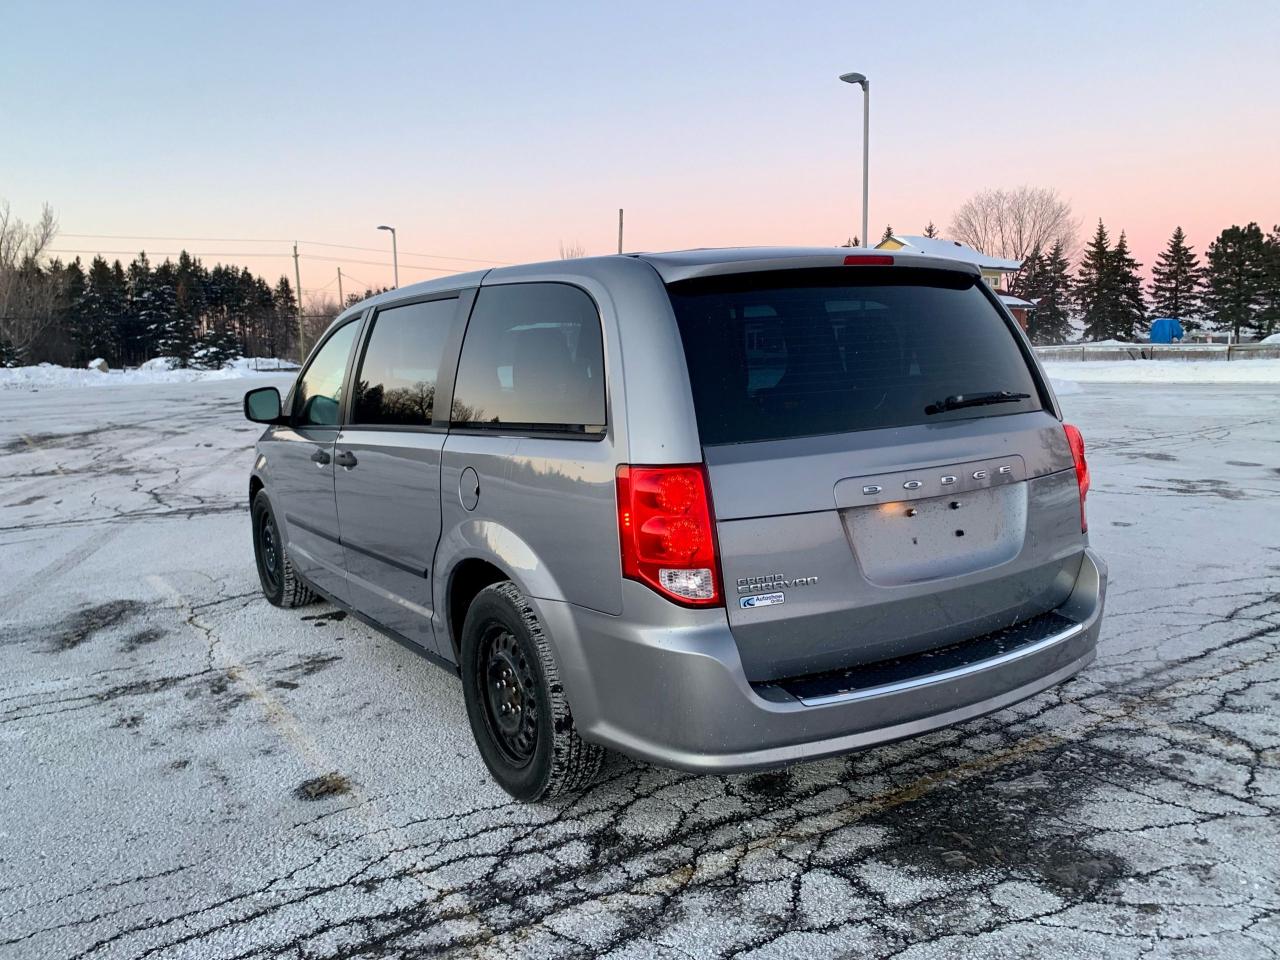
667,268 -> 1042,445
294,320 -> 359,427
351,298 -> 456,426
451,283 -> 606,433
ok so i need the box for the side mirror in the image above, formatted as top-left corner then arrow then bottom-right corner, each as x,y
244,386 -> 284,424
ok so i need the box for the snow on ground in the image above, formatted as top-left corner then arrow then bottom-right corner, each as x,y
1,378 -> 1278,958
0,357 -> 298,390
1044,358 -> 1280,384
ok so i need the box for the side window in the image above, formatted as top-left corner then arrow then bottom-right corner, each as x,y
351,298 -> 457,427
294,320 -> 359,427
450,283 -> 606,434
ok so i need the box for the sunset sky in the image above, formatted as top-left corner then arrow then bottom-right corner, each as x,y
3,0 -> 1277,303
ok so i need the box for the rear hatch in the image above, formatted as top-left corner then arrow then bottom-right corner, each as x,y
665,262 -> 1084,683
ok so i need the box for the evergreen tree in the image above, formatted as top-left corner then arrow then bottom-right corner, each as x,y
1110,232 -> 1145,342
1258,225 -> 1280,338
1075,221 -> 1113,341
1012,245 -> 1046,301
150,259 -> 193,364
60,258 -> 88,362
197,323 -> 240,369
269,276 -> 298,359
1148,226 -> 1203,328
174,251 -> 208,345
880,224 -> 894,244
923,221 -> 938,238
79,256 -> 123,364
1204,223 -> 1267,340
1031,241 -> 1075,345
123,252 -> 155,364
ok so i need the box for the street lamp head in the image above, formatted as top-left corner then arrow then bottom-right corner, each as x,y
377,224 -> 394,232
839,71 -> 868,88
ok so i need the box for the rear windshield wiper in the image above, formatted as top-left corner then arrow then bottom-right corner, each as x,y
925,390 -> 1031,416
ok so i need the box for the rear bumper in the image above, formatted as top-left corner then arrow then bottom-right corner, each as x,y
541,549 -> 1106,773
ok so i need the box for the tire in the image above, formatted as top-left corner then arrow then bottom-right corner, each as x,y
251,490 -> 317,608
460,581 -> 603,801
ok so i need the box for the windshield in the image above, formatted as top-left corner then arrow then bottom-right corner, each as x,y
667,267 -> 1043,446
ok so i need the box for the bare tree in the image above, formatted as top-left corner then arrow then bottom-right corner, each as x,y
0,201 -> 60,359
948,187 -> 1078,264
558,241 -> 587,259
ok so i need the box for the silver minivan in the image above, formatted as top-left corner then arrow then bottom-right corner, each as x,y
243,247 -> 1106,801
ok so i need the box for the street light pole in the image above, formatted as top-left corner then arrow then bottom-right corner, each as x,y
377,225 -> 398,288
839,72 -> 870,247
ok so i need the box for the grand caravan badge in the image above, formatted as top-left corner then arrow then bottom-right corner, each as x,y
736,573 -> 819,594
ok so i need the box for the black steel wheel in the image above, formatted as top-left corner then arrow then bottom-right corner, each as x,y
251,491 -> 316,608
479,625 -> 539,766
459,581 -> 603,801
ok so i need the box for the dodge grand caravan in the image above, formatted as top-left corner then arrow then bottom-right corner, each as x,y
243,247 -> 1106,801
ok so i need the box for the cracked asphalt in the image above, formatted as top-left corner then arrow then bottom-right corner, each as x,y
1,377 -> 1278,959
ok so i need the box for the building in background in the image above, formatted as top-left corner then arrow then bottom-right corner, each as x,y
877,234 -> 1030,329
876,234 -> 1022,291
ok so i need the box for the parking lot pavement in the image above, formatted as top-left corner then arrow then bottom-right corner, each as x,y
0,378 -> 1277,960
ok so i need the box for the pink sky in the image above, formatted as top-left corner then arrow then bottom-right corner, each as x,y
4,2 -> 1277,301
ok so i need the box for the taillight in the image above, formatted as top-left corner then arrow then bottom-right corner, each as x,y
616,464 -> 722,606
843,254 -> 894,266
1063,423 -> 1090,532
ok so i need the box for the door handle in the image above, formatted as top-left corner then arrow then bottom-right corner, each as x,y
334,449 -> 358,469
310,448 -> 331,466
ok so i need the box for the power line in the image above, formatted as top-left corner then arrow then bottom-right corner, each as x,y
58,232 -> 512,265
46,248 -> 473,275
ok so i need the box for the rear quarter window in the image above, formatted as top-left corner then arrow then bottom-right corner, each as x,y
450,283 -> 606,435
667,267 -> 1043,446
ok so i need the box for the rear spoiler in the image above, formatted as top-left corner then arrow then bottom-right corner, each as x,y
640,250 -> 983,285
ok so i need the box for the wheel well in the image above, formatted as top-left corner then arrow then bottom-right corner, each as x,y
447,559 -> 509,657
249,475 -> 264,508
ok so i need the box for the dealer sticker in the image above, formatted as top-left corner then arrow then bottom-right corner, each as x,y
740,592 -> 785,609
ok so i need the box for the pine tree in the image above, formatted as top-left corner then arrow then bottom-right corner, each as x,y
1075,221 -> 1113,341
150,260 -> 193,365
79,256 -> 123,364
61,258 -> 89,362
174,251 -> 208,347
1204,223 -> 1267,340
1148,227 -> 1203,329
1110,232 -> 1145,342
923,221 -> 938,238
1032,241 -> 1075,344
880,224 -> 894,244
1012,246 -> 1046,301
270,276 -> 298,359
1258,225 -> 1280,338
123,252 -> 155,364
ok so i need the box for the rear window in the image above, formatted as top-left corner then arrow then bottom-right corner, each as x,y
667,268 -> 1043,446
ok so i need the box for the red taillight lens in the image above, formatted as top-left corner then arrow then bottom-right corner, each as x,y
843,254 -> 894,266
616,464 -> 722,606
1063,423 -> 1090,532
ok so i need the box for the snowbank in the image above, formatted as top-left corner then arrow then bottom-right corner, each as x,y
1262,333 -> 1280,345
0,358 -> 298,390
1042,359 -> 1280,384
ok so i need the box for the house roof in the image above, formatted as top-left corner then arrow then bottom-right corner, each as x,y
878,235 -> 1023,272
998,293 -> 1036,310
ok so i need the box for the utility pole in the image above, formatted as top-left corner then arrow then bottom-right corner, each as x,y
337,267 -> 344,308
617,208 -> 624,254
293,242 -> 306,359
